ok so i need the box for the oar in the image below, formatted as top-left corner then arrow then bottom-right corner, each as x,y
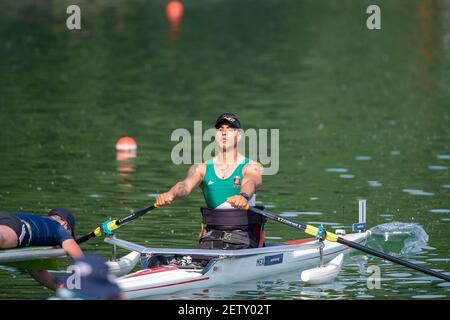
246,206 -> 450,282
76,204 -> 158,244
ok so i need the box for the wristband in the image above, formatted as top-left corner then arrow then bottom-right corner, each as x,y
239,192 -> 251,201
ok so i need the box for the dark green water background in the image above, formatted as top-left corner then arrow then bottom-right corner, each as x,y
0,0 -> 449,299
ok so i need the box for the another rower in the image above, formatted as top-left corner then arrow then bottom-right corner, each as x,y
0,208 -> 84,289
156,113 -> 265,250
53,255 -> 125,300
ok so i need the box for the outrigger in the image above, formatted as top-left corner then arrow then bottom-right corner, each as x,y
106,230 -> 369,298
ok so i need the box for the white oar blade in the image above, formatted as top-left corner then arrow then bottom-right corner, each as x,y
300,253 -> 344,285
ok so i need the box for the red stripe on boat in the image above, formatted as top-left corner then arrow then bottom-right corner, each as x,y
124,266 -> 178,279
283,238 -> 316,245
125,277 -> 210,292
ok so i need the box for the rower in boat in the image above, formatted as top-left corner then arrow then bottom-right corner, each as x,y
0,208 -> 84,289
155,113 -> 265,252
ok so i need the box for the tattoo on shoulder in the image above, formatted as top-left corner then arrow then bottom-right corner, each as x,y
249,163 -> 263,174
187,164 -> 201,177
255,164 -> 262,172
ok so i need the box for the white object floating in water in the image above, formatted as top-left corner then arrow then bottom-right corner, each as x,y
355,156 -> 372,161
340,174 -> 355,179
437,155 -> 450,160
301,253 -> 344,285
390,150 -> 401,156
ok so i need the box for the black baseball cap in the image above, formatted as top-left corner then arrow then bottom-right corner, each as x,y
48,208 -> 76,238
214,113 -> 241,129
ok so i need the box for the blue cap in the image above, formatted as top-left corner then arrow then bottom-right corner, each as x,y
48,208 -> 76,237
59,255 -> 123,300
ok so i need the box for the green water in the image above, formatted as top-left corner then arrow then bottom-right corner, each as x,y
0,0 -> 449,299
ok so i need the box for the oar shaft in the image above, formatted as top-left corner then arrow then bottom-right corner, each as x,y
249,206 -> 308,230
248,206 -> 338,242
76,204 -> 158,245
76,232 -> 95,244
116,205 -> 157,226
338,237 -> 450,282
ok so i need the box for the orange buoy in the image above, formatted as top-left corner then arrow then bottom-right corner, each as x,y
166,1 -> 184,23
115,137 -> 137,151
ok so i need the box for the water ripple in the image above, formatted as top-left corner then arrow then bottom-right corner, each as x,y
428,165 -> 448,171
402,189 -> 434,196
429,209 -> 450,213
325,168 -> 348,173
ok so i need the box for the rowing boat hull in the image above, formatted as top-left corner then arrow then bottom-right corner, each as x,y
117,231 -> 370,299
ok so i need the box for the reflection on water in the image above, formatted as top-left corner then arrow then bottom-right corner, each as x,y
368,181 -> 382,187
428,165 -> 448,171
402,189 -> 435,196
117,150 -> 136,191
166,0 -> 184,40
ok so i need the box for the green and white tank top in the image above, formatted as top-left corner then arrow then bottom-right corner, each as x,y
202,157 -> 256,209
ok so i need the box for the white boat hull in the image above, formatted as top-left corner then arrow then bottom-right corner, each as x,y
116,232 -> 370,299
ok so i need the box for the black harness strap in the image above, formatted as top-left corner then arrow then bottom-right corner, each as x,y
198,207 -> 266,250
201,229 -> 257,247
201,207 -> 266,230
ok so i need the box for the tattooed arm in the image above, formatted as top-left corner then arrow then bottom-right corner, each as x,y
227,162 -> 263,209
241,162 -> 263,195
155,163 -> 205,207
